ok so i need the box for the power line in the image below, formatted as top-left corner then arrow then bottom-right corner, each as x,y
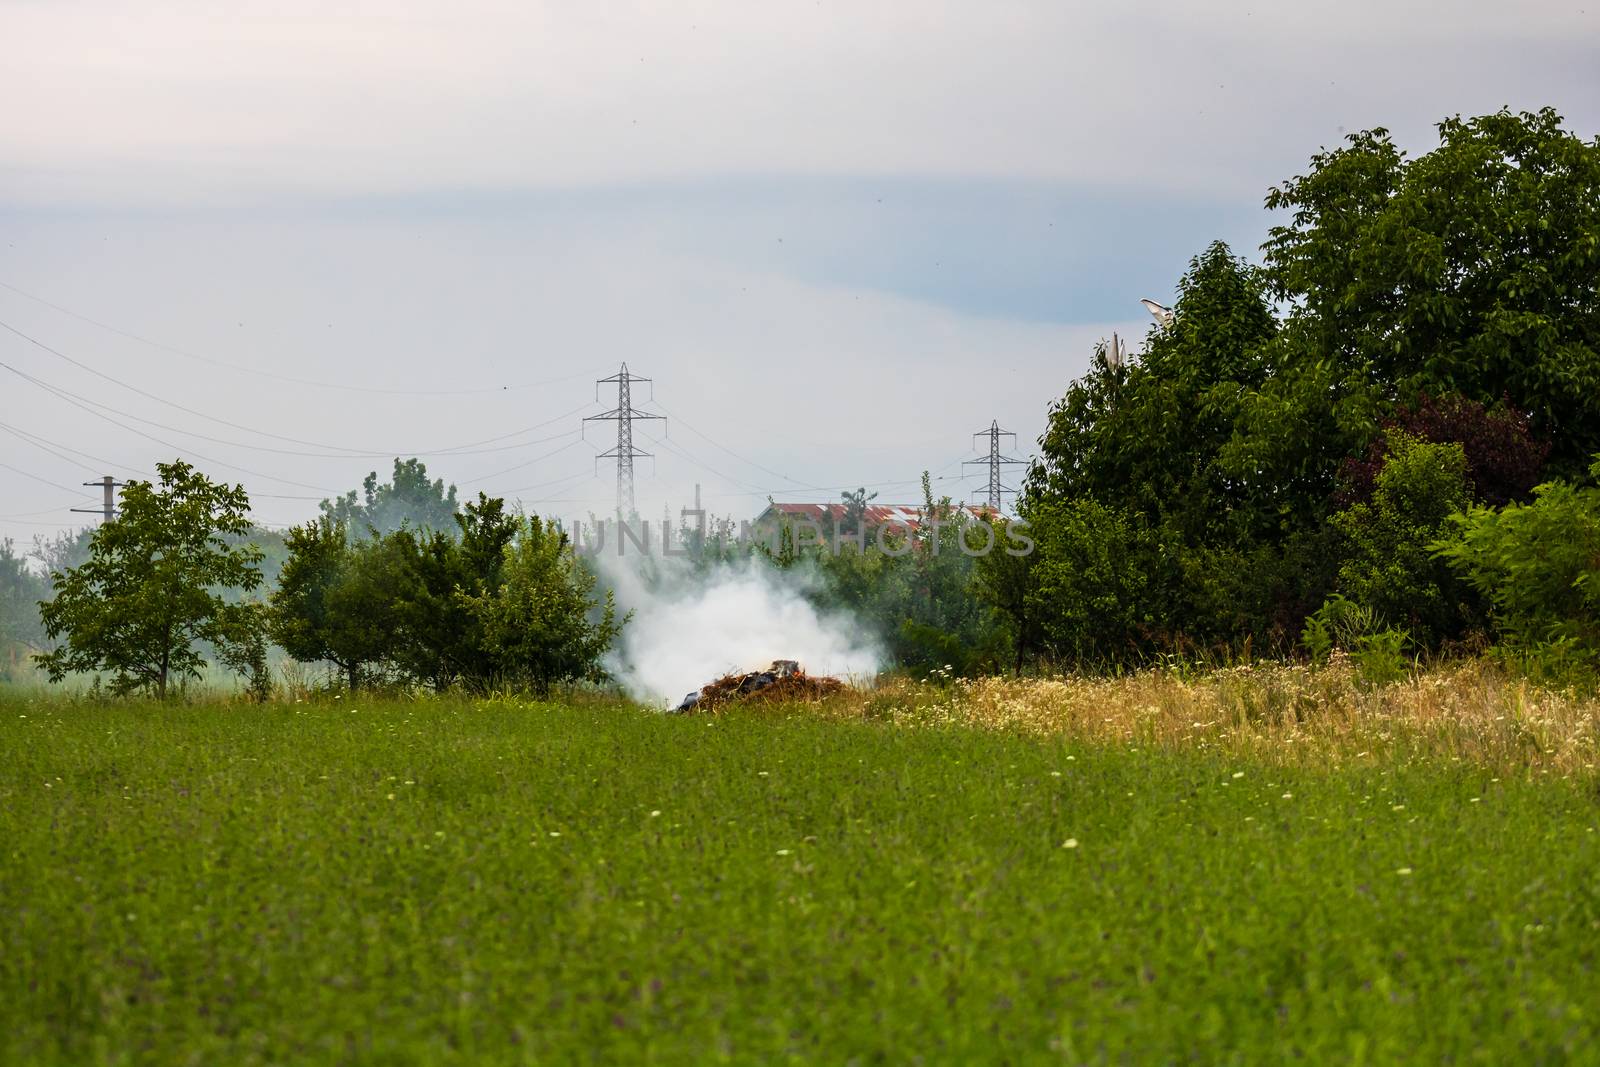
650,402 -> 828,491
0,500 -> 94,520
639,431 -> 769,494
0,421 -> 137,478
2,354 -> 578,500
0,516 -> 99,528
0,278 -> 596,397
1,317 -> 598,458
396,406 -> 597,457
1,422 -> 325,503
0,461 -> 96,496
0,358 -> 337,493
498,468 -> 597,497
464,436 -> 590,485
3,395 -> 582,506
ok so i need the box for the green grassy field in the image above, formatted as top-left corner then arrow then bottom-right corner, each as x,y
3,692 -> 1599,1064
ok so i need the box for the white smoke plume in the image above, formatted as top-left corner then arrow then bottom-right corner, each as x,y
594,549 -> 882,707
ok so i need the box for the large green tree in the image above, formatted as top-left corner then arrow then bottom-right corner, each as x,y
1027,242 -> 1315,655
1263,107 -> 1600,473
37,461 -> 267,698
1015,108 -> 1599,668
1033,241 -> 1280,544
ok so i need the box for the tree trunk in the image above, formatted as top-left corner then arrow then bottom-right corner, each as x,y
159,616 -> 172,701
348,662 -> 359,692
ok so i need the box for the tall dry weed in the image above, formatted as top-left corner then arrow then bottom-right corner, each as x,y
820,657 -> 1600,775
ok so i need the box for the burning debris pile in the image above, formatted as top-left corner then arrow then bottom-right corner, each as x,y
674,659 -> 847,713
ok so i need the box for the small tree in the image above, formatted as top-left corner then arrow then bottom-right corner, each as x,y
272,518 -> 400,690
37,460 -> 266,699
840,487 -> 878,535
1023,497 -> 1158,666
381,494 -> 520,691
465,514 -> 624,693
1435,457 -> 1600,680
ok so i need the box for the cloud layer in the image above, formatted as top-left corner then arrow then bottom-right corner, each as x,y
6,1 -> 1597,203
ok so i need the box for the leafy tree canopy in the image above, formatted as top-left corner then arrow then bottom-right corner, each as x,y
463,513 -> 624,693
271,518 -> 403,690
1033,240 -> 1279,544
1264,107 -> 1600,473
36,460 -> 267,698
1014,108 -> 1599,667
320,458 -> 460,537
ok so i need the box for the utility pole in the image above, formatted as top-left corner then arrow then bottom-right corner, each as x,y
679,481 -> 704,552
70,476 -> 124,522
584,364 -> 665,517
963,421 -> 1025,514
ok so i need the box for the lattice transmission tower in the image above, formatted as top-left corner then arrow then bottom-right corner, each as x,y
964,420 -> 1025,513
584,364 -> 665,517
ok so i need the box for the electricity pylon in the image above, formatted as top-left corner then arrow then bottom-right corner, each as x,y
964,421 -> 1025,514
584,364 -> 664,517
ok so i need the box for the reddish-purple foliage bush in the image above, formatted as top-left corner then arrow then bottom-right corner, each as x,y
1338,394 -> 1550,508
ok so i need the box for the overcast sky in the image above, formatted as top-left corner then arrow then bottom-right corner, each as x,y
3,0 -> 1597,544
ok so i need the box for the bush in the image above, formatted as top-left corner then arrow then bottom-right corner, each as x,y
1301,595 -> 1413,686
463,514 -> 623,693
1338,393 -> 1549,508
1023,498 -> 1158,665
275,497 -> 623,694
1435,458 -> 1600,684
1330,433 -> 1473,648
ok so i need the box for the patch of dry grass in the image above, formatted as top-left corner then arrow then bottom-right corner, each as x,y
818,656 -> 1600,776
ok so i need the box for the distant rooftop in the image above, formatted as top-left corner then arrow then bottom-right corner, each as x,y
753,502 -> 994,528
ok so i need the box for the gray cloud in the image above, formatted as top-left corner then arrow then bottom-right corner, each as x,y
5,1 -> 1596,204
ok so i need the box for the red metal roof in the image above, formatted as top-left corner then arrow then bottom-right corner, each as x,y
756,503 -> 994,527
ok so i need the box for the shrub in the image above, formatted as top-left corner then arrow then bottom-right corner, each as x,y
1023,498 -> 1159,665
1330,433 -> 1473,648
1338,393 -> 1549,508
1435,458 -> 1600,684
1301,595 -> 1413,686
